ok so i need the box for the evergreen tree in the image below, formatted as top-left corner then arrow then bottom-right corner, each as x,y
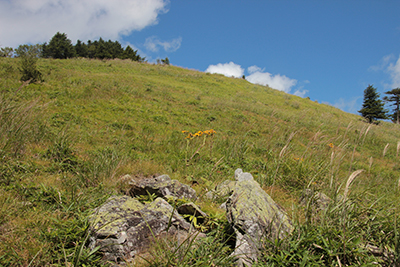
108,40 -> 124,58
358,85 -> 388,123
122,45 -> 144,62
383,88 -> 400,124
86,40 -> 96,58
43,32 -> 75,59
75,40 -> 88,57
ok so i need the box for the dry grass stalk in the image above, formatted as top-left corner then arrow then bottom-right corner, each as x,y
397,141 -> 400,158
398,178 -> 400,191
383,143 -> 390,157
362,125 -> 371,144
344,169 -> 364,200
358,125 -> 366,141
348,145 -> 357,174
329,150 -> 335,188
369,157 -> 373,173
279,131 -> 296,158
343,122 -> 352,141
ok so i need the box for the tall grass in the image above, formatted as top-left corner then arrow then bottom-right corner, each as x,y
0,57 -> 400,265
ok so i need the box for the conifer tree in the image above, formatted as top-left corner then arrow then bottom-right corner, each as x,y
43,32 -> 75,59
358,85 -> 387,123
75,40 -> 88,57
383,88 -> 400,124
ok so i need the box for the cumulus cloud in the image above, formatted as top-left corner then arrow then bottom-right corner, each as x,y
246,65 -> 297,93
247,65 -> 264,74
332,97 -> 361,114
368,54 -> 395,72
205,62 -> 244,78
144,36 -> 182,52
0,0 -> 169,47
293,88 -> 309,97
387,55 -> 400,88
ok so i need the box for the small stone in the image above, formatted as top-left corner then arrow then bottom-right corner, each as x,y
234,168 -> 243,179
117,231 -> 127,244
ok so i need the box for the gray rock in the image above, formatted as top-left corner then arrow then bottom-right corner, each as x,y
226,169 -> 293,266
89,195 -> 201,263
129,174 -> 197,201
234,168 -> 243,179
236,172 -> 254,182
205,179 -> 236,202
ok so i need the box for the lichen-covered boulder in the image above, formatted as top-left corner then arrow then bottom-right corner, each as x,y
129,174 -> 197,201
205,179 -> 236,202
89,195 -> 200,263
226,169 -> 293,266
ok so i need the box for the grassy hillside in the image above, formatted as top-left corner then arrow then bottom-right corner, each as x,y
1,57 -> 400,266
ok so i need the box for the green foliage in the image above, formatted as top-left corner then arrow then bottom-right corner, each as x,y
45,132 -> 79,172
0,46 -> 13,57
1,57 -> 400,265
359,84 -> 388,123
40,32 -> 145,61
19,55 -> 43,83
142,231 -> 235,267
383,87 -> 400,124
42,32 -> 76,59
14,44 -> 42,58
137,191 -> 158,203
123,45 -> 144,61
257,196 -> 399,266
161,57 -> 170,65
15,44 -> 44,83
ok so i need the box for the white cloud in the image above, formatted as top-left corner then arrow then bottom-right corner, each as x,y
293,89 -> 309,97
248,65 -> 264,74
205,62 -> 244,78
332,97 -> 361,114
387,55 -> 400,88
246,66 -> 297,93
369,54 -> 395,72
0,0 -> 169,48
144,36 -> 182,52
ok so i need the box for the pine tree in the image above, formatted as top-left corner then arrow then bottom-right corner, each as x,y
75,40 -> 88,57
43,32 -> 75,59
358,85 -> 387,123
383,88 -> 400,124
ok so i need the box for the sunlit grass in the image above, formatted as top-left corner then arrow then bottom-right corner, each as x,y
1,56 -> 400,265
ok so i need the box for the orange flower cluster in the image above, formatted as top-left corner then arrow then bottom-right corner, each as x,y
328,143 -> 334,148
182,129 -> 216,139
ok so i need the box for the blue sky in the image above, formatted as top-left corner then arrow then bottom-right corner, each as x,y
2,1 -> 400,114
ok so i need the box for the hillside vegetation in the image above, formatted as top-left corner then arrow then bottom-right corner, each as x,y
1,57 -> 400,266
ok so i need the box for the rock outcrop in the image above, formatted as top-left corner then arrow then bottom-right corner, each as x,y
129,174 -> 197,201
225,169 -> 293,266
89,195 -> 202,263
90,170 -> 293,266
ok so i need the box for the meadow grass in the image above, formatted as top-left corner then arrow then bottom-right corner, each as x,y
0,57 -> 399,266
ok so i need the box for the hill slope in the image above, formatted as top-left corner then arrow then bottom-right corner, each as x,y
1,58 -> 399,266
